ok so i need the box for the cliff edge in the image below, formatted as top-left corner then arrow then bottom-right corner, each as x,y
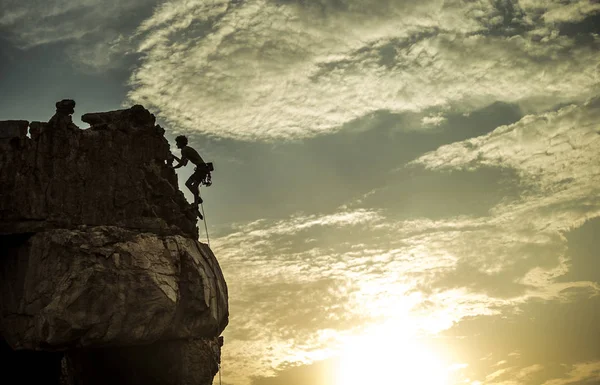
0,101 -> 229,385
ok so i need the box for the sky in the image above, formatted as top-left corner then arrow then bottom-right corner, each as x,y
1,1 -> 599,384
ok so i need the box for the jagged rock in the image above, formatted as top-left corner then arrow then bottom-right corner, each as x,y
0,120 -> 28,139
0,101 -> 228,385
48,99 -> 78,130
0,104 -> 198,238
81,104 -> 155,128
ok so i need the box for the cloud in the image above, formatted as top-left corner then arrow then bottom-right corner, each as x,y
250,294 -> 600,385
209,210 -> 399,383
220,278 -> 361,385
125,0 -> 600,140
212,205 -> 595,383
411,97 -> 600,231
357,165 -> 522,220
402,97 -> 600,301
213,210 -> 484,381
436,294 -> 600,385
542,361 -> 600,385
0,0 -> 157,71
538,0 -> 600,24
558,216 -> 600,284
192,100 -> 524,229
209,95 -> 600,384
4,1 -> 598,134
141,2 -> 599,383
251,357 -> 338,385
421,114 -> 447,127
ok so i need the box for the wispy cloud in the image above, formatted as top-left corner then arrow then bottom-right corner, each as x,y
540,0 -> 600,24
542,361 -> 600,385
0,0 -> 157,71
412,96 -> 600,232
421,114 -> 447,127
210,94 -> 600,384
213,207 -> 597,383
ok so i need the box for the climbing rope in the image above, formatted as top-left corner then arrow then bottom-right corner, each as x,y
200,201 -> 210,247
195,337 -> 223,385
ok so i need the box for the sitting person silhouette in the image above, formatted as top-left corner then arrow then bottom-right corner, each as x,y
172,135 -> 209,219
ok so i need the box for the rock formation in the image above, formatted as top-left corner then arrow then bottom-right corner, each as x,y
0,101 -> 228,385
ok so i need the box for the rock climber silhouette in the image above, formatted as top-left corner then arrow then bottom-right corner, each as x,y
171,135 -> 211,220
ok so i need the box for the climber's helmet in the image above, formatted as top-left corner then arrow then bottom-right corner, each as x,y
175,135 -> 188,148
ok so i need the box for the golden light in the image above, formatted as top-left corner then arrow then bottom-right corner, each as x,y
334,322 -> 450,385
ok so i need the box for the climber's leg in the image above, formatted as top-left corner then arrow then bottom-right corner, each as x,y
185,174 -> 203,206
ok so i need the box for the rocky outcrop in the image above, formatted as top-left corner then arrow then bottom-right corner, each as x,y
0,101 -> 228,385
0,101 -> 198,237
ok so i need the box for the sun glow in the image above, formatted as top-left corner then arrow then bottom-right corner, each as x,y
335,322 -> 450,385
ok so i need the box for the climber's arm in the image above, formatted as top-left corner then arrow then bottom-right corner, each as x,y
172,154 -> 188,169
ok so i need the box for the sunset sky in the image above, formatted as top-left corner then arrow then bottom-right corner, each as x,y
1,1 -> 599,384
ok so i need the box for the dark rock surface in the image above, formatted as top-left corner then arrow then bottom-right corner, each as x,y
64,338 -> 222,385
0,104 -> 198,237
0,120 -> 28,139
0,102 -> 228,385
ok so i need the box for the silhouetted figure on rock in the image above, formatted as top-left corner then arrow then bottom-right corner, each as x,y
172,135 -> 212,220
48,99 -> 78,129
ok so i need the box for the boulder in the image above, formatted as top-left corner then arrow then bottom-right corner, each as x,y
1,227 -> 227,350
